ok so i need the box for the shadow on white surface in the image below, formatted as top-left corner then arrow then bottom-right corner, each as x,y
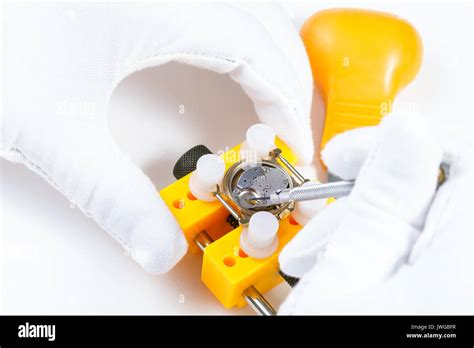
108,62 -> 262,189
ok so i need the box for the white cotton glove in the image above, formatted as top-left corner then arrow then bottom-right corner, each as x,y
279,111 -> 472,314
1,3 -> 314,274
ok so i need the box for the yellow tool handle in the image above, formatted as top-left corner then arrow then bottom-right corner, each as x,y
301,8 -> 423,150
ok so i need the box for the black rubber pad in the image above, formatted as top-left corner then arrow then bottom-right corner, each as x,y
279,269 -> 300,287
173,145 -> 212,180
226,214 -> 240,229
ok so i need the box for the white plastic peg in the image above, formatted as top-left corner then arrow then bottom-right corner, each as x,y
240,123 -> 276,161
189,154 -> 225,202
240,211 -> 279,259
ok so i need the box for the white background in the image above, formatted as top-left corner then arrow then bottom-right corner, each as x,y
1,1 -> 472,314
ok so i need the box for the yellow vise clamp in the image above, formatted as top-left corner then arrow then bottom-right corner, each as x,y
160,139 -> 303,314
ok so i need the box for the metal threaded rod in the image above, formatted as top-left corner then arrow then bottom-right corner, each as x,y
271,148 -> 307,185
214,190 -> 241,222
242,286 -> 277,316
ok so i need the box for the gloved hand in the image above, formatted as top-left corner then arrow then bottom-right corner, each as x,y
1,3 -> 314,274
279,111 -> 471,314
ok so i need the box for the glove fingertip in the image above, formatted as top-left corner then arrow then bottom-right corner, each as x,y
129,198 -> 189,274
131,223 -> 188,274
321,127 -> 376,180
279,198 -> 346,278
